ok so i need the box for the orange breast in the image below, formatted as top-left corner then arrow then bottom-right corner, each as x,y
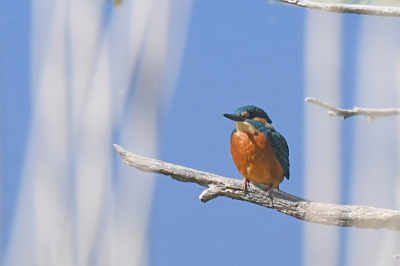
230,131 -> 284,188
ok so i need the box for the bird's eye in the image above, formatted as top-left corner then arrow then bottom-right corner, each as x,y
241,111 -> 255,119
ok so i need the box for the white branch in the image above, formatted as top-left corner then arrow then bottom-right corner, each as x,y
274,0 -> 400,17
114,144 -> 400,231
306,97 -> 400,121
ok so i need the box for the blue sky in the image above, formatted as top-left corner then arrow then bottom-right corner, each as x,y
0,0 -> 364,265
0,0 -> 32,248
151,0 -> 305,264
151,1 -> 357,265
150,1 -> 363,266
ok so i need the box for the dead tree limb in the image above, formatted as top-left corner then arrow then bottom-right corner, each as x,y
273,0 -> 400,17
114,144 -> 400,231
306,97 -> 400,121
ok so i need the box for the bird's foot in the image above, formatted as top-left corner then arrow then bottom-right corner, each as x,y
243,178 -> 250,192
265,184 -> 274,197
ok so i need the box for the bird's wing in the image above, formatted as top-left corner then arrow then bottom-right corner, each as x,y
246,120 -> 290,179
267,130 -> 290,180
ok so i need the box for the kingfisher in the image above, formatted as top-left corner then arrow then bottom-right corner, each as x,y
224,105 -> 290,193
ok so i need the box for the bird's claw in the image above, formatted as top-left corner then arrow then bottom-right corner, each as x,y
243,178 -> 250,193
265,184 -> 273,197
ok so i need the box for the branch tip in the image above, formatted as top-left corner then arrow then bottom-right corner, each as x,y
200,185 -> 226,203
327,111 -> 336,116
306,97 -> 400,120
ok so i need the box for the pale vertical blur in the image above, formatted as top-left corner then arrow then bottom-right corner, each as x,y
347,17 -> 400,266
4,1 -> 74,265
112,1 -> 192,265
304,11 -> 342,266
3,0 -> 192,265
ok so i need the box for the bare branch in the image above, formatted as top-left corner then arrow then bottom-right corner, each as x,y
274,0 -> 400,17
306,97 -> 400,121
199,185 -> 226,202
114,144 -> 400,231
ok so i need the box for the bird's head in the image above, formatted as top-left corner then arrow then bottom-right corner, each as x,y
223,105 -> 273,134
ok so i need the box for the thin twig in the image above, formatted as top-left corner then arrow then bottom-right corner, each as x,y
274,0 -> 400,17
114,144 -> 400,231
306,97 -> 400,121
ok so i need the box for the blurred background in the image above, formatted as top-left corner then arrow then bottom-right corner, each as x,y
1,0 -> 400,265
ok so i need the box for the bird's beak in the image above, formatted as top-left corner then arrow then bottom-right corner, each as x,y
223,113 -> 246,122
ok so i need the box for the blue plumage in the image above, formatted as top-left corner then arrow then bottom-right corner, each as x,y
267,130 -> 290,179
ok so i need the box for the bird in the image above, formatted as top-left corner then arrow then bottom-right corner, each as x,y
223,105 -> 290,194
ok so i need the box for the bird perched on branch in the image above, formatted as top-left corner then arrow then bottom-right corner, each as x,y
224,105 -> 290,194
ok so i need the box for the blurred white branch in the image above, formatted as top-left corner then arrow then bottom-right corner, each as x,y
114,144 -> 400,231
306,97 -> 400,121
275,0 -> 400,17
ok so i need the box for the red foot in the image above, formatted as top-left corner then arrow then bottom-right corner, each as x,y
266,184 -> 273,197
243,178 -> 250,191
